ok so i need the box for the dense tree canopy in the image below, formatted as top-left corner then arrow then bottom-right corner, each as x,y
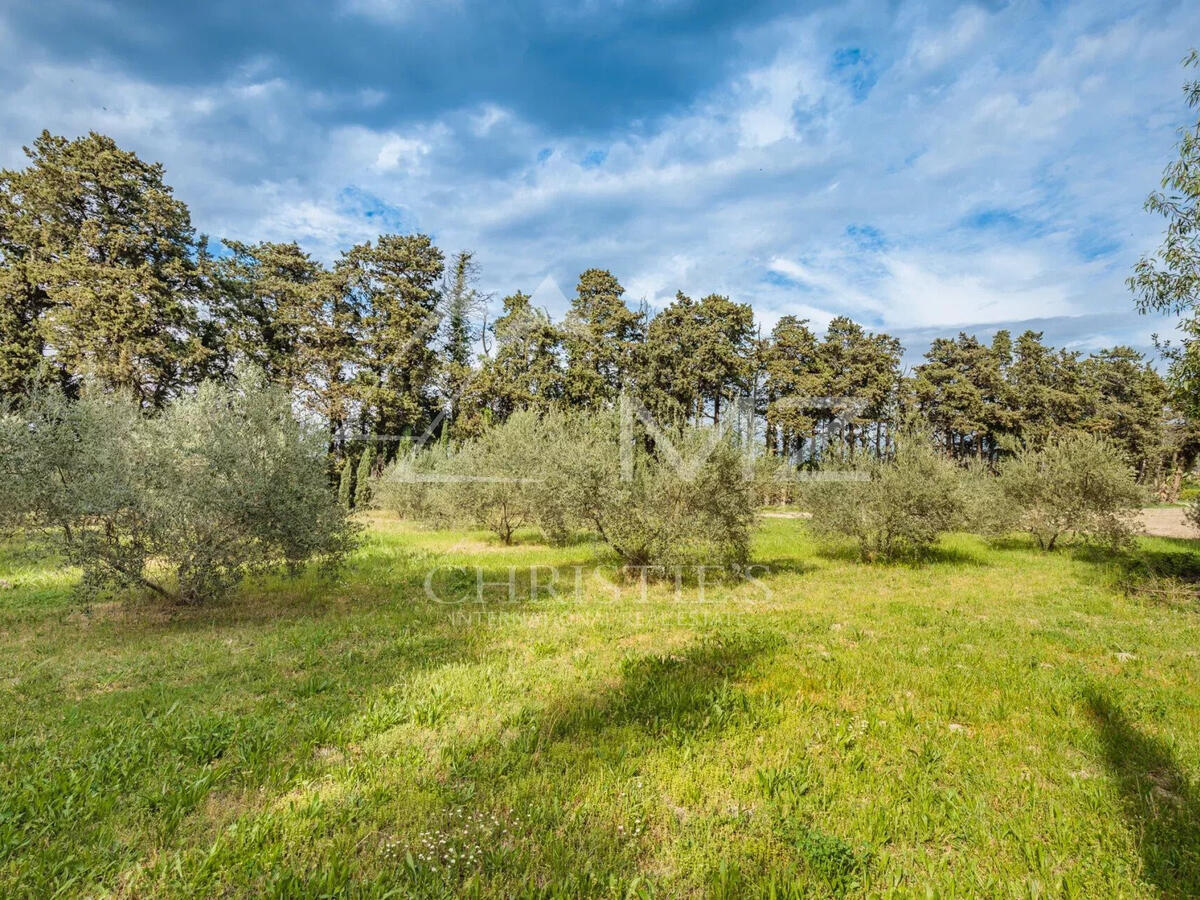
1,129 -> 1192,491
0,131 -> 208,405
1131,50 -> 1200,470
562,268 -> 644,408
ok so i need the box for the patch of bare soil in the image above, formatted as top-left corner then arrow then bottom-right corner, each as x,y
1138,507 -> 1200,539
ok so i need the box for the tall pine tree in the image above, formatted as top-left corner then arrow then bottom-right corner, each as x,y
562,268 -> 644,408
335,233 -> 444,453
0,131 -> 207,405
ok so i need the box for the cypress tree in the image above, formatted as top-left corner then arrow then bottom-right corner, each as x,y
338,455 -> 355,510
355,444 -> 375,509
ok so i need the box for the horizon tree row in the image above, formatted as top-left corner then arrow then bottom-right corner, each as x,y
2,130 -> 1194,491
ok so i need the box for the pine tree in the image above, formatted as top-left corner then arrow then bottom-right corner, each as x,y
694,293 -> 755,425
643,292 -> 705,422
983,330 -> 1018,454
852,330 -> 904,458
295,268 -> 359,457
914,333 -> 993,459
1010,330 -> 1084,447
0,131 -> 208,406
474,291 -> 564,423
818,317 -> 902,459
562,268 -> 644,408
336,234 -> 444,453
640,291 -> 754,426
215,240 -> 325,393
0,260 -> 44,401
1080,347 -> 1167,477
762,316 -> 823,460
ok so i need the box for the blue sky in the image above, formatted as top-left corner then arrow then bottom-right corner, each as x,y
2,0 -> 1198,363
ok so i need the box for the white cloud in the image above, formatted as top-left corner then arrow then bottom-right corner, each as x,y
371,134 -> 433,172
469,104 -> 510,137
735,60 -> 813,148
767,256 -> 885,317
338,0 -> 456,24
906,5 -> 987,71
878,250 -> 1075,328
2,0 -> 1196,357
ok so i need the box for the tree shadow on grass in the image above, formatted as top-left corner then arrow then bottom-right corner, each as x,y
748,557 -> 819,578
1073,542 -> 1200,611
982,534 -> 1040,552
400,629 -> 786,896
103,544 -> 608,631
1074,541 -> 1200,577
811,542 -> 988,568
1085,689 -> 1200,897
543,629 -> 785,745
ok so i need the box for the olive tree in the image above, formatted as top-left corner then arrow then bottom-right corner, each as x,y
376,407 -> 758,565
998,432 -> 1144,550
374,441 -> 455,523
958,459 -> 1019,540
438,409 -> 564,544
804,438 -> 964,561
0,367 -> 356,604
550,410 -> 757,570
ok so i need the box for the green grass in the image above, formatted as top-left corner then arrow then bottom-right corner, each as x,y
1,515 -> 1199,897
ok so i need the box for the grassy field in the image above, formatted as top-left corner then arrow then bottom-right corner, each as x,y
1,515 -> 1199,898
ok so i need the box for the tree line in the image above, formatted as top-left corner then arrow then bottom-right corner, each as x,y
2,130 -> 1195,494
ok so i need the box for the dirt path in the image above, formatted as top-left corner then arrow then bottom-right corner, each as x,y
765,507 -> 1200,539
1138,507 -> 1200,539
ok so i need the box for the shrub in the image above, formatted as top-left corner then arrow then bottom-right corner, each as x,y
374,442 -> 455,523
750,453 -> 797,507
998,432 -> 1144,550
803,438 -> 964,561
438,409 -> 563,544
959,459 -> 1019,539
550,410 -> 757,570
0,367 -> 357,604
375,408 -> 757,565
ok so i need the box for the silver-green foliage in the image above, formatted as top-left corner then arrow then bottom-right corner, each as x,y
376,408 -> 758,568
439,409 -> 565,544
804,438 -> 965,561
0,367 -> 356,603
750,452 -> 798,507
374,441 -> 454,524
549,410 -> 757,569
375,412 -> 562,544
959,458 -> 1019,540
998,432 -> 1144,550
